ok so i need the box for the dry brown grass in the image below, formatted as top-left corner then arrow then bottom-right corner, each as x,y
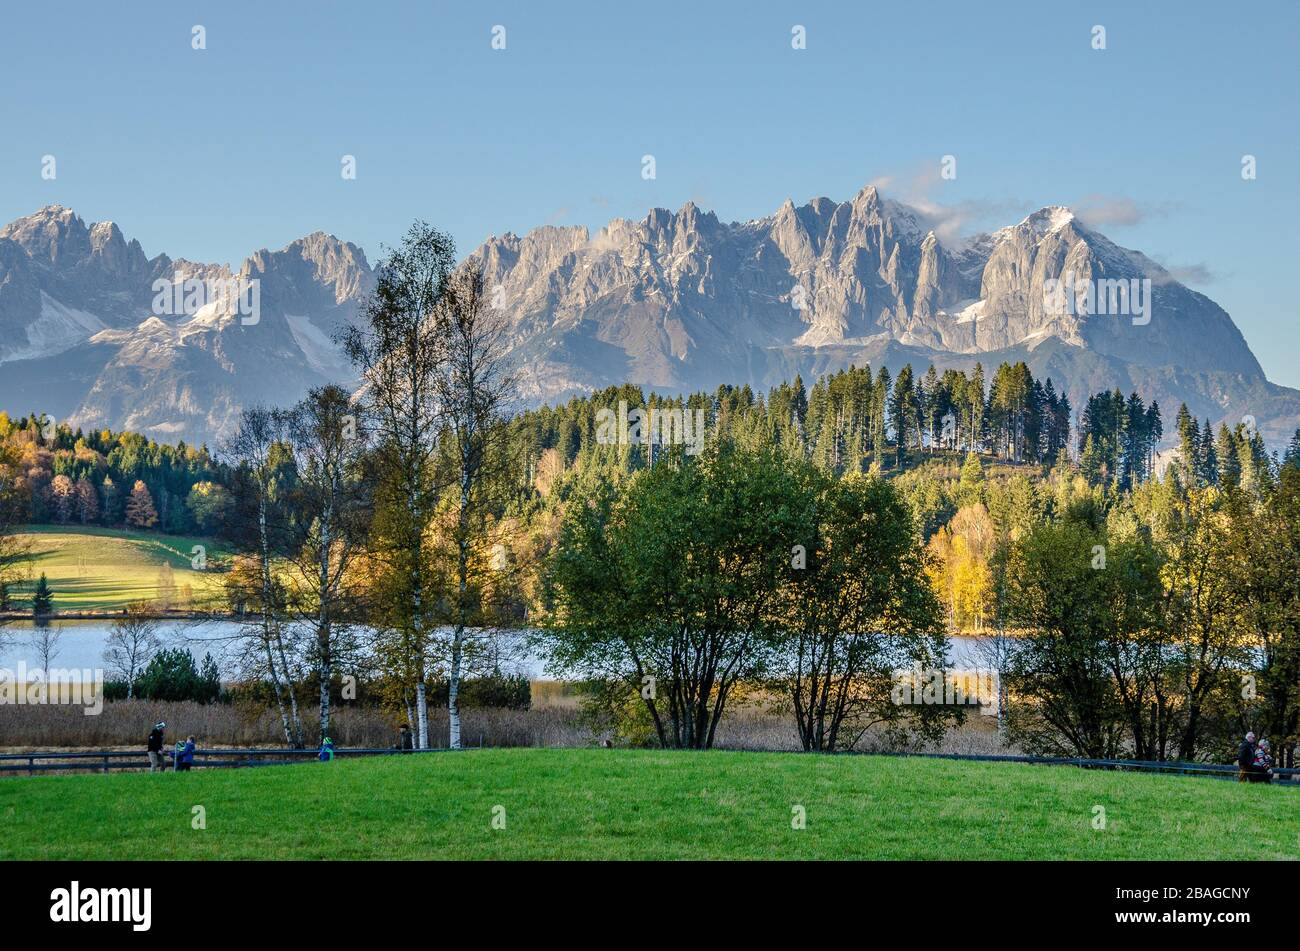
0,687 -> 1013,755
0,700 -> 590,751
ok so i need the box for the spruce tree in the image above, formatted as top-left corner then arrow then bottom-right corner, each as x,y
32,572 -> 54,618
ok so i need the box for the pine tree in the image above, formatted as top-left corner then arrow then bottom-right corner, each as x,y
890,364 -> 919,465
1174,404 -> 1199,487
872,366 -> 891,462
1080,433 -> 1105,487
957,452 -> 985,507
1144,402 -> 1162,481
1122,392 -> 1146,487
1199,419 -> 1218,486
969,363 -> 986,453
32,572 -> 54,618
1216,424 -> 1240,488
921,364 -> 941,451
1284,428 -> 1300,470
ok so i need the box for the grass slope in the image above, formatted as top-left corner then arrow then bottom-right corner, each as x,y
8,526 -> 229,611
1,749 -> 1295,860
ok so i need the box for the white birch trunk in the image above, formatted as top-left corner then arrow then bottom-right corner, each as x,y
449,626 -> 462,750
258,490 -> 294,746
415,680 -> 429,749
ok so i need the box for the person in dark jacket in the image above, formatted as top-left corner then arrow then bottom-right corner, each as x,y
1237,731 -> 1258,782
147,722 -> 167,773
397,724 -> 413,752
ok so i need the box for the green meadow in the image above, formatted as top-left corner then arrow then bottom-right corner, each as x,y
1,749 -> 1295,860
5,526 -> 230,612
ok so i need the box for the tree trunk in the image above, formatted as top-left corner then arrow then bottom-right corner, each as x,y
275,630 -> 304,747
258,490 -> 294,746
450,460 -> 471,750
416,680 -> 429,749
449,627 -> 462,750
318,512 -> 332,742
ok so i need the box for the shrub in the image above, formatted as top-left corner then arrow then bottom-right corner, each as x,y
432,673 -> 532,710
133,648 -> 223,704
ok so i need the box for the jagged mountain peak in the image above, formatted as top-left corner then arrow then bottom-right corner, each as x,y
1014,205 -> 1077,236
0,204 -> 93,265
0,188 -> 1295,448
474,182 -> 1283,440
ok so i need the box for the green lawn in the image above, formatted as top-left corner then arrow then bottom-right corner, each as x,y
7,526 -> 230,611
1,749 -> 1295,860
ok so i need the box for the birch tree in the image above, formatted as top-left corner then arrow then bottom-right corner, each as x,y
284,385 -> 372,742
433,261 -> 519,749
226,407 -> 304,747
103,603 -> 162,698
343,222 -> 455,749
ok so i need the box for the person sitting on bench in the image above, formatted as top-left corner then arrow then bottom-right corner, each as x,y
1251,738 -> 1275,783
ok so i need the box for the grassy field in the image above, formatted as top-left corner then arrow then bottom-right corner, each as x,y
6,526 -> 230,612
1,749 -> 1295,860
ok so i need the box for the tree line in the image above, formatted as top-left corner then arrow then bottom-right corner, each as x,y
4,219 -> 1298,767
0,412 -> 237,537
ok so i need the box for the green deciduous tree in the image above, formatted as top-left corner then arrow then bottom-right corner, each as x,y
543,441 -> 815,749
781,472 -> 949,750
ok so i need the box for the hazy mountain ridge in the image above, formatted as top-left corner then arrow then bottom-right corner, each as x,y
0,206 -> 372,445
472,184 -> 1290,445
0,188 -> 1295,448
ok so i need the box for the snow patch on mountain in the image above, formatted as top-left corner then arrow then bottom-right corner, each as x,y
284,313 -> 350,376
0,291 -> 106,364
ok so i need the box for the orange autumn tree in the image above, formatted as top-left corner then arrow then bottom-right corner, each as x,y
125,479 -> 158,529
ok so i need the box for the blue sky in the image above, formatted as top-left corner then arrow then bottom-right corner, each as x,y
2,1 -> 1297,385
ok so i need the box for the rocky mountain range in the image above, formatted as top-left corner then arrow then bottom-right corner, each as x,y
0,206 -> 371,446
1,188 -> 1296,449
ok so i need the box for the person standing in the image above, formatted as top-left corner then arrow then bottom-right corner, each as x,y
1236,731 -> 1257,781
398,724 -> 413,752
147,721 -> 166,773
176,736 -> 196,772
318,736 -> 336,762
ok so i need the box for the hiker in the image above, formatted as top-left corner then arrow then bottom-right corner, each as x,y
1236,731 -> 1258,782
397,724 -> 413,752
318,736 -> 336,762
1252,738 -> 1275,783
174,735 -> 196,772
147,721 -> 167,772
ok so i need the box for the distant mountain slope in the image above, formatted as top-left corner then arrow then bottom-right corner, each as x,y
0,189 -> 1296,448
472,185 -> 1293,446
0,207 -> 371,446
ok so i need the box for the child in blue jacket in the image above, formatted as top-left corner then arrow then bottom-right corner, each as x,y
175,736 -> 196,771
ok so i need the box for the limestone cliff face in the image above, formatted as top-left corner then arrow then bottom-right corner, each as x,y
0,207 -> 371,445
0,188 -> 1291,446
470,186 -> 1265,416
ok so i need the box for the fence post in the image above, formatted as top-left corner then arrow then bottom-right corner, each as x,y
102,755 -> 109,774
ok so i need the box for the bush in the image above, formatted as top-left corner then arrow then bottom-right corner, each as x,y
575,678 -> 658,748
133,648 -> 224,704
432,673 -> 532,710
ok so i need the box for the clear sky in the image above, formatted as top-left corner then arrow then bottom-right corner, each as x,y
2,1 -> 1296,385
